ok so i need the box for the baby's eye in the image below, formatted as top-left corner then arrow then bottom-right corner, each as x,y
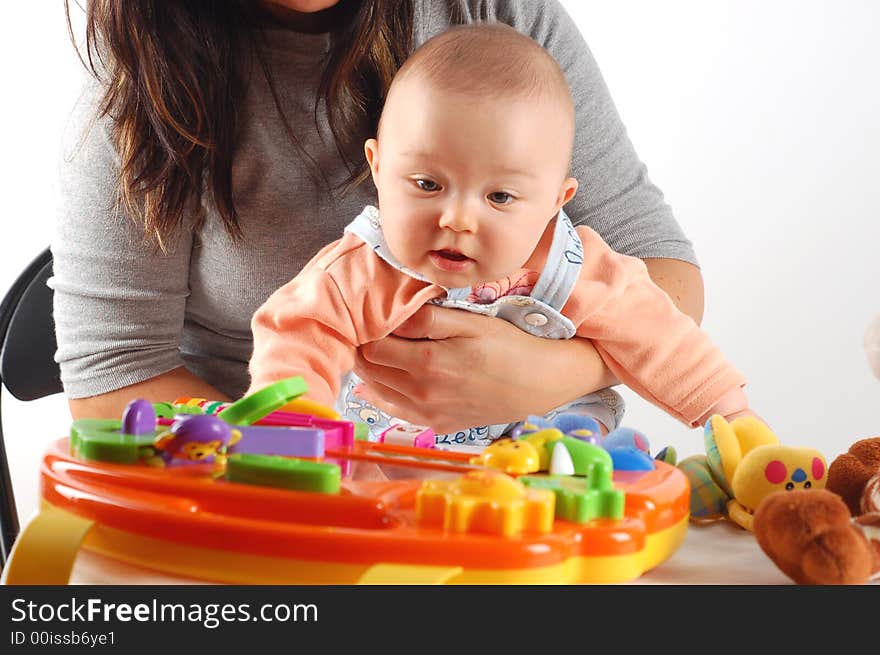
488,191 -> 513,205
414,179 -> 440,192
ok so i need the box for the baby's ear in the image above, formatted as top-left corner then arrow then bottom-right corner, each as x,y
364,139 -> 380,180
556,177 -> 578,210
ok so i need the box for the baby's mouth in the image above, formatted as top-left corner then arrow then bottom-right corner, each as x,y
433,249 -> 471,262
428,249 -> 475,272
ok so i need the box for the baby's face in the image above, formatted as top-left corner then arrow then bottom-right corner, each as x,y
365,80 -> 577,288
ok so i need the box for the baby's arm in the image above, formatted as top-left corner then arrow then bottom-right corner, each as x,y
247,234 -> 446,407
248,266 -> 361,407
567,227 -> 749,427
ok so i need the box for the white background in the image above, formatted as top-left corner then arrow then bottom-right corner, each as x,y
1,1 -> 878,527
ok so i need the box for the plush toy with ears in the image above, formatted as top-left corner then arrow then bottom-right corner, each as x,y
753,485 -> 880,585
753,438 -> 880,585
826,437 -> 880,516
674,415 -> 826,532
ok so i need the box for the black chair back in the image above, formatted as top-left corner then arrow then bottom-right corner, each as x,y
0,248 -> 61,567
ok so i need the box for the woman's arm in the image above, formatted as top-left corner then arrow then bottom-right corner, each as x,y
53,78 -> 200,417
352,306 -> 609,434
68,367 -> 230,420
643,258 -> 705,325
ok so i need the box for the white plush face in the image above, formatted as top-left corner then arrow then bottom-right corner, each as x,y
865,314 -> 880,379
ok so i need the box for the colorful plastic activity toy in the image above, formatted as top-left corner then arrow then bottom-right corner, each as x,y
3,378 -> 691,584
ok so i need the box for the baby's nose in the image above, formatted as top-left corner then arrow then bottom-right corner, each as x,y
439,208 -> 478,232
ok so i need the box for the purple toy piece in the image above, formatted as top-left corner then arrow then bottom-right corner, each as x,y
159,414 -> 235,464
170,414 -> 233,442
121,398 -> 157,435
229,425 -> 325,458
247,410 -> 355,477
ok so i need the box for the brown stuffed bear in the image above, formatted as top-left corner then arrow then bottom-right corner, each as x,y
827,437 -> 880,515
753,438 -> 880,584
753,488 -> 880,584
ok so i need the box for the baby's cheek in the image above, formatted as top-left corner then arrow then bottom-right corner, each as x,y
490,232 -> 537,274
386,228 -> 428,272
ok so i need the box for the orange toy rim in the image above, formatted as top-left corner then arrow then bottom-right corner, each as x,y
41,438 -> 690,570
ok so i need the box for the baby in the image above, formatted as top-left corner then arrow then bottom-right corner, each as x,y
247,23 -> 755,447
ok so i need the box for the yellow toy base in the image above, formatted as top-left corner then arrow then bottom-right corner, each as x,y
6,502 -> 688,585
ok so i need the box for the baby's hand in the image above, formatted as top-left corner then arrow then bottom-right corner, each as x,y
698,387 -> 771,431
698,386 -> 751,427
722,407 -> 770,429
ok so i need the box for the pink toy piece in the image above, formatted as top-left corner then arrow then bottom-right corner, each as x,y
380,424 -> 436,449
315,426 -> 343,450
177,402 -> 356,449
229,425 -> 325,458
256,411 -> 355,448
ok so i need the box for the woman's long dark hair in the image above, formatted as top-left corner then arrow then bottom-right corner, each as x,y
65,0 -> 414,246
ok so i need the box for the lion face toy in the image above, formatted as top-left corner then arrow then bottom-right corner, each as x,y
678,415 -> 826,531
730,444 -> 826,512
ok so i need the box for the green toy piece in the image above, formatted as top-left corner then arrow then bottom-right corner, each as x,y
550,437 -> 613,476
520,461 -> 624,522
225,454 -> 341,493
216,377 -> 308,426
353,422 -> 371,441
654,446 -> 677,465
152,402 -> 177,419
171,404 -> 205,415
70,419 -> 158,464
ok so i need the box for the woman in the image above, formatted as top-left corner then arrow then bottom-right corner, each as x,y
54,0 -> 703,434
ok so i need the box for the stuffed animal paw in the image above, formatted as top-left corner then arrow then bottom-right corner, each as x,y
753,488 -> 880,584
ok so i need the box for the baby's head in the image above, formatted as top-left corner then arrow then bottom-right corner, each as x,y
365,23 -> 578,288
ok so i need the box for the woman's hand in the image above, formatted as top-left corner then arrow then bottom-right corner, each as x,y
352,305 -> 615,434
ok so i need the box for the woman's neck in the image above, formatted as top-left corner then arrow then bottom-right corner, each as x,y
257,0 -> 358,34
